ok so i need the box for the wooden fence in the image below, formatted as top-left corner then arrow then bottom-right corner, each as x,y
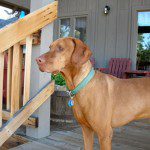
0,1 -> 57,146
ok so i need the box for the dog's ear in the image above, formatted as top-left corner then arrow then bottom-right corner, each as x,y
71,38 -> 92,66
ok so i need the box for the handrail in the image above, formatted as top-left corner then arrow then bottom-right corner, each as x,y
0,81 -> 54,146
0,1 -> 58,53
0,1 -> 57,146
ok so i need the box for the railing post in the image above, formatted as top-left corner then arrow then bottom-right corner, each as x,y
0,53 -> 4,127
11,44 -> 23,115
23,35 -> 33,105
7,48 -> 13,110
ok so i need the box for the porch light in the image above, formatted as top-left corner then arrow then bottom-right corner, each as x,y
104,5 -> 110,14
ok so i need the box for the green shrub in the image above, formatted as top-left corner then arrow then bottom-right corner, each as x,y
51,73 -> 66,86
137,50 -> 150,63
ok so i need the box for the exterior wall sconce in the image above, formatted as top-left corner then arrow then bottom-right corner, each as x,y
104,6 -> 110,14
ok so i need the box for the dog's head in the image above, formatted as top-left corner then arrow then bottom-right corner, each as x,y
36,37 -> 92,74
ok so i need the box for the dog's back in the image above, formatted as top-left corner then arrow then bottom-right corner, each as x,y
109,76 -> 150,127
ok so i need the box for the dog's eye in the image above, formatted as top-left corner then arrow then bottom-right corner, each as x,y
58,45 -> 63,51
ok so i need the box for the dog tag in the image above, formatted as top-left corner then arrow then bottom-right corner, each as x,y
68,99 -> 74,107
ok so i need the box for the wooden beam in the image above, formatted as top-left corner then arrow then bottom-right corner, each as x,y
0,1 -> 58,53
2,111 -> 38,128
6,48 -> 13,110
11,44 -> 23,115
0,53 -> 4,127
0,81 -> 54,146
23,35 -> 33,105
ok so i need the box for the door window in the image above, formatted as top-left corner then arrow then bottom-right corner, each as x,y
59,16 -> 87,43
75,17 -> 87,43
59,18 -> 71,38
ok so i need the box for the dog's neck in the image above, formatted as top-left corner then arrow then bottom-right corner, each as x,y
61,60 -> 92,91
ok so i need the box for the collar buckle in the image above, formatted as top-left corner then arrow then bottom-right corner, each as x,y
66,90 -> 74,99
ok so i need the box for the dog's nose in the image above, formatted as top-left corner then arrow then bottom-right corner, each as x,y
36,56 -> 45,64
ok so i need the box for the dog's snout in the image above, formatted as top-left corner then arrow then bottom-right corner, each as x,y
36,56 -> 45,64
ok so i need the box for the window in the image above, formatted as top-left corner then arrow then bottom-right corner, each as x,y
75,17 -> 87,43
137,11 -> 150,70
59,16 -> 87,43
59,18 -> 71,38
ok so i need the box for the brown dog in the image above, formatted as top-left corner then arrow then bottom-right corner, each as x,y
36,37 -> 150,150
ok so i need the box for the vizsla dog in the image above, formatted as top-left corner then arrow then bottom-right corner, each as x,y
36,37 -> 150,150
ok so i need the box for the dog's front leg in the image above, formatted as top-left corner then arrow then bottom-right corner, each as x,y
81,125 -> 94,150
98,127 -> 113,150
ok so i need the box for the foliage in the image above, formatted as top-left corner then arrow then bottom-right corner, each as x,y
51,73 -> 66,86
137,34 -> 144,51
137,50 -> 150,63
145,42 -> 150,50
137,34 -> 150,65
145,36 -> 150,50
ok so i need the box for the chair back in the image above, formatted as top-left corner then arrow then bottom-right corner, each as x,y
108,58 -> 131,78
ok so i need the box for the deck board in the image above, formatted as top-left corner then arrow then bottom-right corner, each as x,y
10,141 -> 58,150
10,120 -> 150,150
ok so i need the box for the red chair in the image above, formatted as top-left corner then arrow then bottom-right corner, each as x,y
99,58 -> 131,78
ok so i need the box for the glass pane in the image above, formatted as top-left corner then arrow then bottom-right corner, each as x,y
138,12 -> 150,26
60,18 -> 71,38
75,17 -> 87,43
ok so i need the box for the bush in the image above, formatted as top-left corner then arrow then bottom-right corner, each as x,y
51,73 -> 66,86
137,50 -> 150,63
137,50 -> 150,70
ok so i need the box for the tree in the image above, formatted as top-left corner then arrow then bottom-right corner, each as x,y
145,35 -> 150,50
137,34 -> 144,51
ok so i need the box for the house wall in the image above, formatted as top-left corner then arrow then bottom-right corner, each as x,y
54,0 -> 150,68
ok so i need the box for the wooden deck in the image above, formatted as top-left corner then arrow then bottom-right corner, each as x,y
8,120 -> 150,150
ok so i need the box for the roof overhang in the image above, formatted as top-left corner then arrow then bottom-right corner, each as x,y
138,26 -> 150,33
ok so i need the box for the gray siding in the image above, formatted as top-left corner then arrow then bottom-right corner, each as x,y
54,0 -> 150,68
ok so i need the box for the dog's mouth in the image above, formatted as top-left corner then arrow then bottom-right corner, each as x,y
38,65 -> 46,72
37,64 -> 59,75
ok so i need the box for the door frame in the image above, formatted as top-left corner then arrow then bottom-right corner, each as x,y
130,5 -> 150,69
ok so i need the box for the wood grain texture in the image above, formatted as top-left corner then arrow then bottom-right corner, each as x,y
0,1 -> 58,53
0,53 -> 4,127
23,35 -> 33,105
7,48 -> 13,110
2,111 -> 38,128
0,81 -> 54,146
11,44 -> 23,115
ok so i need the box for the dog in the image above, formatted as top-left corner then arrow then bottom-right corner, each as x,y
36,37 -> 150,150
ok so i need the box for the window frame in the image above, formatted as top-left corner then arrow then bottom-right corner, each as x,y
58,14 -> 88,43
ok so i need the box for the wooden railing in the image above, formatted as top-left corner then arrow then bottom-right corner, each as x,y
0,1 -> 57,146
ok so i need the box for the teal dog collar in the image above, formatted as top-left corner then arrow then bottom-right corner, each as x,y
67,68 -> 95,98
